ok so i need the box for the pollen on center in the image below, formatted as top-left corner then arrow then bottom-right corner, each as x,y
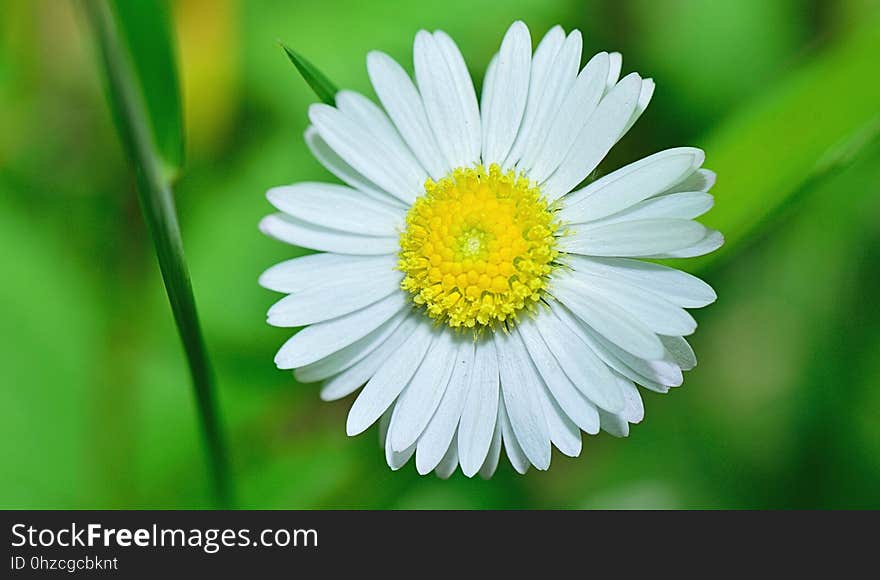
397,164 -> 561,331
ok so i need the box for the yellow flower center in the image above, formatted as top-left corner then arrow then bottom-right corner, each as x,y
398,164 -> 561,331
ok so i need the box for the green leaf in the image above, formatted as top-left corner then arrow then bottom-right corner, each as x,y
108,0 -> 184,180
280,43 -> 338,105
686,12 -> 880,272
83,0 -> 232,507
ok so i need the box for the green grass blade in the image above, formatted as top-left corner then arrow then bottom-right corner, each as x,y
280,43 -> 338,105
108,0 -> 184,181
686,13 -> 880,272
82,0 -> 233,508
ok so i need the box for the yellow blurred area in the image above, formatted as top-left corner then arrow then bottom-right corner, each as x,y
173,0 -> 239,156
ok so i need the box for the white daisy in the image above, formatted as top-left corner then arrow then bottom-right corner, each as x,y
260,21 -> 722,478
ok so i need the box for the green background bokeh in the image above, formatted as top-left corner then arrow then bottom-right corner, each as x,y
1,0 -> 878,509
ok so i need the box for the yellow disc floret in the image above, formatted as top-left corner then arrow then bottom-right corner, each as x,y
398,164 -> 561,331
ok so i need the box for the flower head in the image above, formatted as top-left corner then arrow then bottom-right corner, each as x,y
260,21 -> 722,478
399,164 -> 560,330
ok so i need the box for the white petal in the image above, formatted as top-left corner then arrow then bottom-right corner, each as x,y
414,30 -> 480,169
557,274 -> 696,336
478,415 -> 503,479
267,182 -> 403,237
533,306 -> 625,413
664,168 -> 716,194
274,291 -> 408,369
661,335 -> 697,371
320,314 -> 420,401
335,90 -> 429,183
622,77 -> 654,136
414,341 -> 474,475
515,31 -> 584,174
367,51 -> 448,180
378,408 -> 391,447
434,433 -> 459,479
390,331 -> 458,451
260,254 -> 395,294
384,408 -> 416,470
498,397 -> 529,474
537,380 -> 582,458
568,255 -> 717,308
517,320 -> 600,434
295,309 -> 407,383
560,218 -> 710,257
598,408 -> 630,437
504,25 -> 566,168
559,148 -> 705,222
346,321 -> 433,435
259,214 -> 399,255
458,339 -> 500,477
481,21 -> 531,166
542,73 -> 643,200
433,30 -> 482,162
649,229 -> 724,258
304,126 -> 405,208
551,280 -> 665,360
495,331 -> 550,470
619,377 -> 645,424
606,52 -> 622,90
479,54 -> 498,147
267,269 -> 402,327
527,51 -> 609,182
555,308 -> 682,392
309,103 -> 424,204
588,192 -> 714,226
515,331 -> 581,458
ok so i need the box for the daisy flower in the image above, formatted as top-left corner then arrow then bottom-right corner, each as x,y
259,21 -> 722,478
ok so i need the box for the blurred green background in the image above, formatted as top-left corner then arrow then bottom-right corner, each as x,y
2,0 -> 879,509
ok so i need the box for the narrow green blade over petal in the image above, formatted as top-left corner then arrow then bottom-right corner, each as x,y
281,43 -> 338,105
